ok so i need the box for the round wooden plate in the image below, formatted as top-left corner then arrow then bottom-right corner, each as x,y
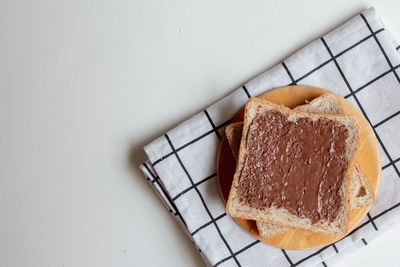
217,85 -> 381,250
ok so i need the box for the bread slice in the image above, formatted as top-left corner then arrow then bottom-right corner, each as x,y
226,100 -> 373,238
226,98 -> 360,235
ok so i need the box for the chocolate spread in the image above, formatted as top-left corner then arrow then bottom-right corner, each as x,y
237,109 -> 349,223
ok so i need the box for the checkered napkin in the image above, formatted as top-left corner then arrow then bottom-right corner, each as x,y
140,7 -> 400,267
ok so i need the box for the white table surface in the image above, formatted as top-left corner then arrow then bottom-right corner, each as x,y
1,1 -> 400,266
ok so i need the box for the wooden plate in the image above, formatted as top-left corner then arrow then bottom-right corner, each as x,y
217,85 -> 381,250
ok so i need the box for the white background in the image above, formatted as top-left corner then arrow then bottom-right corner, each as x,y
1,0 -> 400,266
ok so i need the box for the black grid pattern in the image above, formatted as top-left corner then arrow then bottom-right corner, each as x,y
142,162 -> 186,225
141,9 -> 400,267
204,110 -> 222,141
151,119 -> 232,167
282,62 -> 297,85
164,134 -> 240,265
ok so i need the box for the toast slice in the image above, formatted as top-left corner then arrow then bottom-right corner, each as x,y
226,95 -> 373,238
226,98 -> 360,235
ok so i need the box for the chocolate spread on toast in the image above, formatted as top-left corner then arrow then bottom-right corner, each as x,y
237,109 -> 349,223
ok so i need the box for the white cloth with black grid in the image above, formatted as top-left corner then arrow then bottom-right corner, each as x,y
140,7 -> 400,267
